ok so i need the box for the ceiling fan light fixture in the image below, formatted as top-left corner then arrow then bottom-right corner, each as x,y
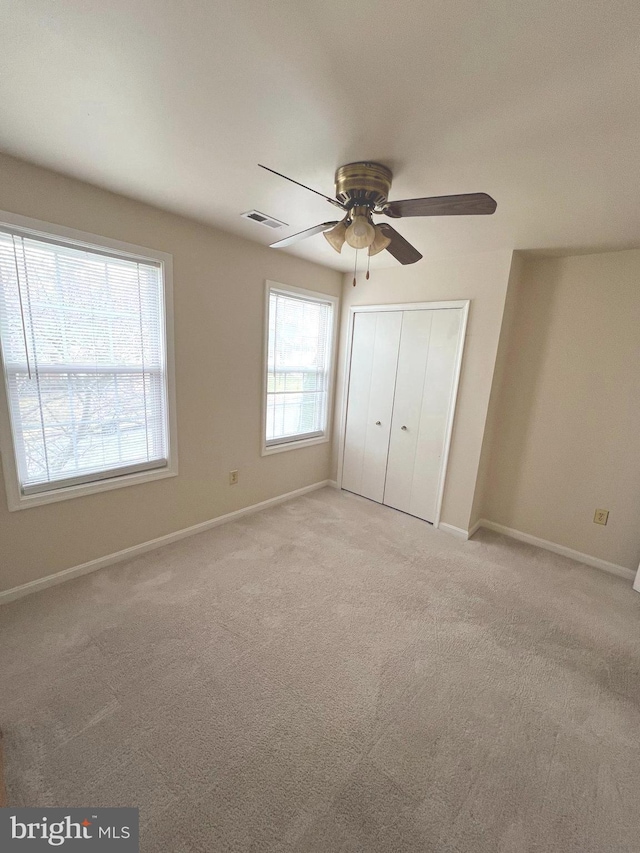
368,225 -> 392,256
323,219 -> 347,253
259,161 -> 496,265
345,206 -> 376,250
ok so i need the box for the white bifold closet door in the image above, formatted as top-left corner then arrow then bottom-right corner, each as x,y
341,311 -> 402,502
342,307 -> 463,523
383,308 -> 462,522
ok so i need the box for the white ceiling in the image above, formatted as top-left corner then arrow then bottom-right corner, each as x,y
1,0 -> 639,271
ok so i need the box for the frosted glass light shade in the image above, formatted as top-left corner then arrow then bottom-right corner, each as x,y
368,225 -> 392,256
345,214 -> 376,249
323,220 -> 347,253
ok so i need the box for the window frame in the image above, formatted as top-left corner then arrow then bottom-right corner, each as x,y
0,209 -> 178,511
261,280 -> 338,456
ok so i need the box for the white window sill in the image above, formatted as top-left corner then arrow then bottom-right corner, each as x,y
261,434 -> 330,456
5,464 -> 178,511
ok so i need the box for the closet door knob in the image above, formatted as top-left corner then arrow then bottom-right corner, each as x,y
375,421 -> 381,425
401,425 -> 408,431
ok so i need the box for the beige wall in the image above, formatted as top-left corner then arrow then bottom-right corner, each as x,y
331,249 -> 515,532
470,252 -> 524,527
479,250 -> 640,571
0,154 -> 342,593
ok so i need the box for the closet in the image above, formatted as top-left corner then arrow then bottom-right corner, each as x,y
341,304 -> 466,524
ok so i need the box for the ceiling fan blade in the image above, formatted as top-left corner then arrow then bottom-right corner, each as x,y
258,165 -> 346,210
384,192 -> 497,218
378,224 -> 422,265
270,221 -> 340,248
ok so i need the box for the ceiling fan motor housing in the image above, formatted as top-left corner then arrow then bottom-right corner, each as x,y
334,162 -> 392,211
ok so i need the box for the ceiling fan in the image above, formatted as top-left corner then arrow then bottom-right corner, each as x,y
259,161 -> 497,266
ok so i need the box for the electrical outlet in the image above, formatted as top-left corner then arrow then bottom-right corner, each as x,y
594,508 -> 609,525
229,470 -> 239,486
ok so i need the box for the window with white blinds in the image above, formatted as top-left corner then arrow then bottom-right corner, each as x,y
265,284 -> 335,448
0,226 -> 171,499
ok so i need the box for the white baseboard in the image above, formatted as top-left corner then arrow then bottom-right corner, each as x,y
477,519 -> 635,581
327,480 -> 339,489
0,480 -> 332,605
467,519 -> 483,538
438,522 -> 470,540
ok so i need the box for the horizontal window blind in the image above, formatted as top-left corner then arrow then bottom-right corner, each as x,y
0,229 -> 169,495
266,289 -> 333,445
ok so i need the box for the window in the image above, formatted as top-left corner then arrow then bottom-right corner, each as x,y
0,212 -> 176,509
263,282 -> 337,453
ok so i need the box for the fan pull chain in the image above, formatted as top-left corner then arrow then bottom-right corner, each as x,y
366,251 -> 371,281
352,249 -> 358,286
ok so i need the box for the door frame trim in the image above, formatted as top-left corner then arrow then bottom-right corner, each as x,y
336,299 -> 470,529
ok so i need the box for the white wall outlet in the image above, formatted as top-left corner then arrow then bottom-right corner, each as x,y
594,508 -> 609,525
229,470 -> 239,485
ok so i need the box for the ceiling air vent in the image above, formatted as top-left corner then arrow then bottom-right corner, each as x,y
241,210 -> 288,229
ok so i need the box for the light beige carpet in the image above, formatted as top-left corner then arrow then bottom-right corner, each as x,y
1,487 -> 639,852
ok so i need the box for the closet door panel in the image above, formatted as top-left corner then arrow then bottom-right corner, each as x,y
410,308 -> 462,522
341,311 -> 402,502
383,310 -> 433,514
341,313 -> 376,498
